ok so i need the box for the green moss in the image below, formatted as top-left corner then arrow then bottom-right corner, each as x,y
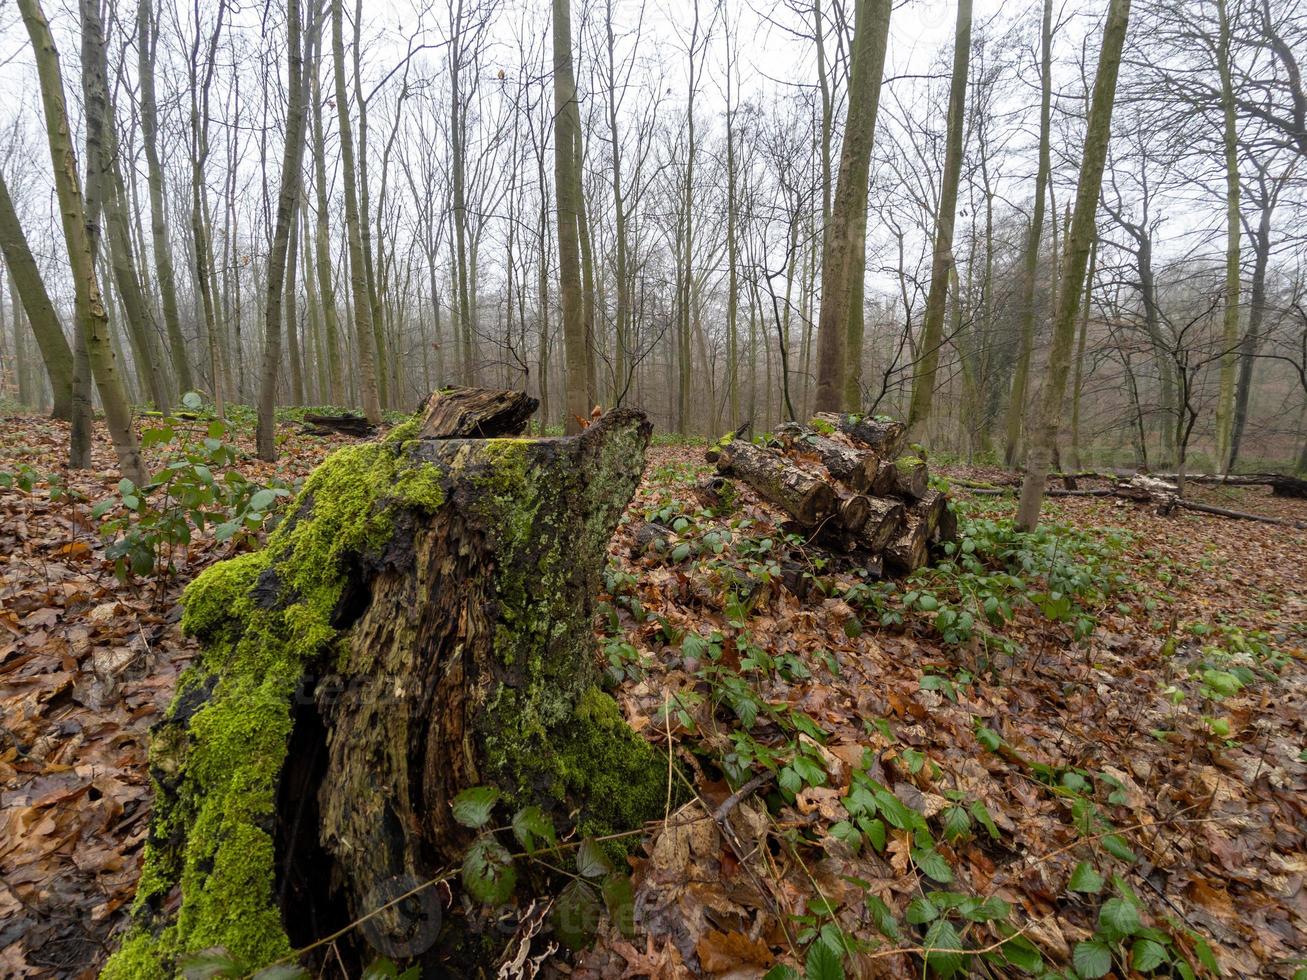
468,437 -> 669,856
383,414 -> 421,444
105,441 -> 448,978
557,687 -> 670,852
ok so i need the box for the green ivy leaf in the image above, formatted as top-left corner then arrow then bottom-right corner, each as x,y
251,966 -> 309,980
450,786 -> 500,829
905,895 -> 938,925
969,800 -> 1000,840
553,879 -> 602,950
923,919 -> 965,977
1072,940 -> 1114,979
179,949 -> 243,979
576,838 -> 613,878
912,846 -> 954,883
1131,937 -> 1168,972
461,837 -> 516,905
762,967 -> 801,980
1102,833 -> 1137,863
510,805 -> 556,852
182,391 -> 204,410
999,933 -> 1044,973
864,893 -> 900,940
602,873 -> 636,937
941,806 -> 971,842
1068,861 -> 1105,894
804,938 -> 845,980
1098,897 -> 1142,939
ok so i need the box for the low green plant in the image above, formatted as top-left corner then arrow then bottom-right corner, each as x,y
93,393 -> 294,585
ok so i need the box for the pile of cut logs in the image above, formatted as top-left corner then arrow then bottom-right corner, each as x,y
708,413 -> 957,575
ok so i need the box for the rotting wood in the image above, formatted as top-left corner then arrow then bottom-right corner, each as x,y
104,402 -> 669,978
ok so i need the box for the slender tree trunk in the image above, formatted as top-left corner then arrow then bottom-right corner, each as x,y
605,0 -> 630,406
1214,0 -> 1241,472
1069,238 -> 1097,470
139,0 -> 192,393
553,0 -> 588,433
352,0 -> 388,410
308,18 -> 345,406
332,0 -> 381,423
812,0 -> 891,414
575,127 -> 599,408
0,169 -> 74,418
20,0 -> 145,485
190,1 -> 227,414
256,0 -> 311,459
1002,0 -> 1052,466
1016,0 -> 1131,530
286,195 -> 305,407
1227,189 -> 1274,471
906,0 -> 972,434
80,0 -> 173,413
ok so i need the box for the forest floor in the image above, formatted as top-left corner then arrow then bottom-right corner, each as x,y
1,414 -> 1304,979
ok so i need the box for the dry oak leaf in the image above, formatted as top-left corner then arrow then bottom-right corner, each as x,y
695,928 -> 772,973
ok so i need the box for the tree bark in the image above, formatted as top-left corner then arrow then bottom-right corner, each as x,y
0,168 -> 74,418
105,405 -> 665,977
257,0 -> 312,460
1002,0 -> 1053,467
332,0 -> 382,424
20,0 -> 144,485
138,0 -> 193,394
906,0 -> 972,435
1017,0 -> 1131,530
810,411 -> 909,458
811,0 -> 892,413
553,0 -> 589,433
715,439 -> 837,526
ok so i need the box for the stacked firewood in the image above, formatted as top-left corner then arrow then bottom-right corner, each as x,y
708,413 -> 957,576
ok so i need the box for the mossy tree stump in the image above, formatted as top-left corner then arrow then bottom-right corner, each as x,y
105,398 -> 665,977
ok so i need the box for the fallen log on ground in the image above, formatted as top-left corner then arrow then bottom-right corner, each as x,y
810,412 -> 909,459
711,419 -> 955,575
301,411 -> 376,437
715,439 -> 837,526
954,476 -> 1306,528
104,395 -> 668,977
773,423 -> 879,492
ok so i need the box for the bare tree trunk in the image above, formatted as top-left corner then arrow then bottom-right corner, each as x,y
332,0 -> 382,423
1069,239 -> 1097,470
1016,0 -> 1131,530
812,0 -> 891,414
256,0 -> 311,460
554,0 -> 588,433
906,0 -> 972,435
20,0 -> 145,485
189,0 -> 228,415
1214,0 -> 1241,472
80,0 -> 173,414
1227,184 -> 1274,472
139,0 -> 193,393
0,168 -> 74,418
308,14 -> 345,406
1002,0 -> 1052,466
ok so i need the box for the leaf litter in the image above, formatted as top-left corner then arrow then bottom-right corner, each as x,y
1,423 -> 1303,978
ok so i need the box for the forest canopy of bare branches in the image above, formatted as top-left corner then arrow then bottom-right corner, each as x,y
0,0 -> 1304,477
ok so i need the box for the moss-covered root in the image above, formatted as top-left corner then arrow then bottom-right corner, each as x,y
103,439 -> 446,979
